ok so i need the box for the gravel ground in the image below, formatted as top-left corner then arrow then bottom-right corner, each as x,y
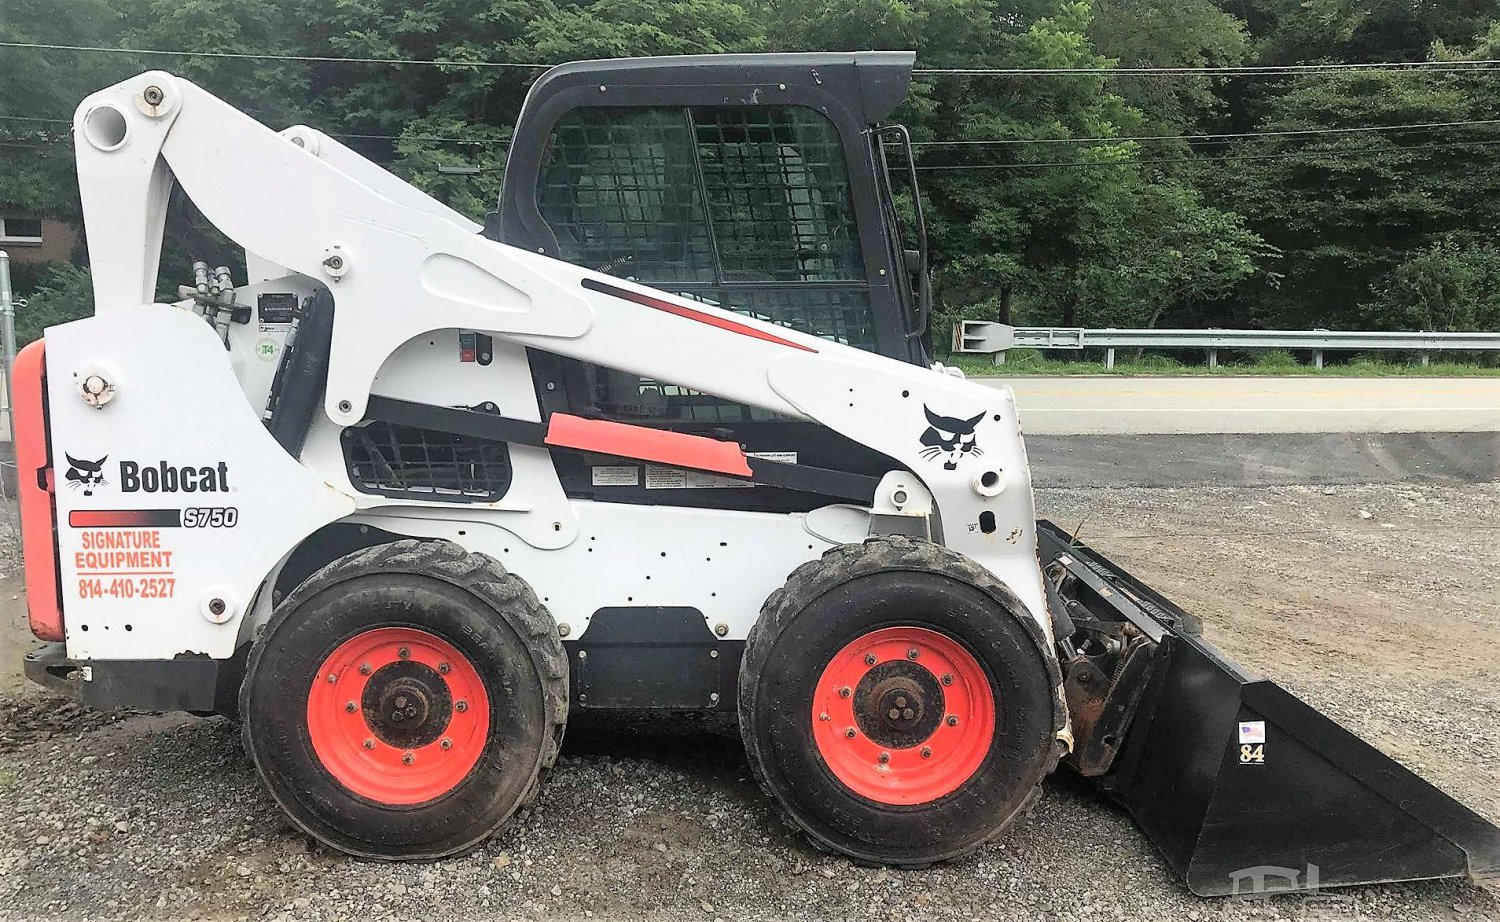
0,486 -> 1495,922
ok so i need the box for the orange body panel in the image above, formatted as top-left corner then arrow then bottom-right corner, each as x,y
13,340 -> 63,641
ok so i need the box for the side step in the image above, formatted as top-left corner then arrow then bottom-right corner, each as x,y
1038,520 -> 1500,897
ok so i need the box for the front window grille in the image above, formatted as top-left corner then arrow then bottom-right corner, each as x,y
342,421 -> 513,502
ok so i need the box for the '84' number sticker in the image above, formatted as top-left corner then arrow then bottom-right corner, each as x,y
1238,720 -> 1266,764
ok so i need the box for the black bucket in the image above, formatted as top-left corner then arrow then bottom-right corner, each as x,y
1039,520 -> 1500,897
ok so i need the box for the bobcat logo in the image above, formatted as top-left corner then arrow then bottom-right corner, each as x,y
919,407 -> 984,470
64,454 -> 108,497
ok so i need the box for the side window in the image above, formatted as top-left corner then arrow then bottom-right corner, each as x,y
536,106 -> 874,423
538,109 -> 715,283
694,107 -> 863,284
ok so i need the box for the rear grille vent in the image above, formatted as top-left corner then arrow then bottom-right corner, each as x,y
341,420 -> 513,502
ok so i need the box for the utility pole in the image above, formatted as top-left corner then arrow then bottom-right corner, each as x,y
0,250 -> 14,445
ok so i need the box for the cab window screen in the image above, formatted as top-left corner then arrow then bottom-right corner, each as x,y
536,104 -> 874,421
538,106 -> 866,293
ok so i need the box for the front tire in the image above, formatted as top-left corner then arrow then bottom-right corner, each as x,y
738,536 -> 1063,866
240,539 -> 567,859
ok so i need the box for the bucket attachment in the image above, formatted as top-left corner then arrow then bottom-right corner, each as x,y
1039,520 -> 1500,897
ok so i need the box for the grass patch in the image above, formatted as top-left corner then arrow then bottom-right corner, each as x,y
948,349 -> 1500,377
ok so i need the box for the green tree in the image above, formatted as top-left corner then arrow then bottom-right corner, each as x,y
13,263 -> 94,345
1089,0 -> 1249,143
1370,237 -> 1500,332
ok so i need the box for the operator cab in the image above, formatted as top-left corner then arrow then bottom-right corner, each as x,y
484,52 -> 932,512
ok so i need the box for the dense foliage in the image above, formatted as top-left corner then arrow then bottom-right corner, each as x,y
4,0 -> 1499,336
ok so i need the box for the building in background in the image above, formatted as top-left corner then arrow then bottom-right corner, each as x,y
0,212 -> 77,264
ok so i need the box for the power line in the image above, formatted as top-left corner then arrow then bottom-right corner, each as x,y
0,40 -> 548,69
7,40 -> 1500,78
913,59 -> 1500,77
0,114 -> 500,145
912,136 -> 1500,171
904,118 -> 1500,148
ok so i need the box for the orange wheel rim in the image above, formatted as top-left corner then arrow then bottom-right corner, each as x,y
811,626 -> 995,805
306,627 -> 489,805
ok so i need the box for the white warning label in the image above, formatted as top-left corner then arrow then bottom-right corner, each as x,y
591,465 -> 641,487
643,451 -> 798,490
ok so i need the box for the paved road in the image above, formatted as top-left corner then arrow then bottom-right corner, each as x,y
984,376 -> 1500,435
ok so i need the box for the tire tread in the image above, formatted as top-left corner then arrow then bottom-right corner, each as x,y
240,538 -> 567,857
737,535 -> 1063,866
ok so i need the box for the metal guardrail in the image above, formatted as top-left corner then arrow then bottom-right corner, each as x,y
954,321 -> 1500,368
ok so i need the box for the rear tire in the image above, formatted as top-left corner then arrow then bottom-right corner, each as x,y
738,536 -> 1063,866
240,539 -> 567,859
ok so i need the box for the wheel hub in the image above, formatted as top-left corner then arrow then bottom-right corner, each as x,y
853,663 -> 944,749
362,661 -> 451,749
811,626 -> 996,805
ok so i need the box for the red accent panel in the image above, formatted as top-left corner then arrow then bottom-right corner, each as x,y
545,414 -> 753,478
14,341 -> 63,642
583,278 -> 818,353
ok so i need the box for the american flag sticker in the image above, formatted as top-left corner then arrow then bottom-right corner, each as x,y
1239,721 -> 1266,745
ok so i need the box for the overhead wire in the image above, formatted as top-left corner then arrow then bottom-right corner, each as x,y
913,60 -> 1500,76
0,40 -> 548,69
912,136 -> 1500,171
904,118 -> 1500,148
7,40 -> 1500,77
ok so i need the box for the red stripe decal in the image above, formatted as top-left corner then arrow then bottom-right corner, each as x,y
545,414 -> 753,478
69,509 -> 183,528
582,278 -> 818,353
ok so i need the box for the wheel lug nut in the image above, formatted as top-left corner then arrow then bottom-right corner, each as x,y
907,648 -> 919,660
903,708 -> 915,720
358,663 -> 372,676
895,696 -> 907,708
344,701 -> 356,713
395,695 -> 407,708
391,712 -> 403,722
402,751 -> 415,765
406,706 -> 417,718
888,708 -> 901,720
326,673 -> 338,684
839,687 -> 851,699
397,646 -> 410,659
455,700 -> 468,713
440,738 -> 453,750
362,738 -> 375,750
864,654 -> 877,666
439,662 -> 451,675
845,727 -> 857,739
946,715 -> 959,726
878,752 -> 890,764
921,747 -> 932,759
941,674 -> 953,686
819,712 -> 830,722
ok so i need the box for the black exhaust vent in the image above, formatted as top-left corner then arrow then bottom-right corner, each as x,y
341,420 -> 513,502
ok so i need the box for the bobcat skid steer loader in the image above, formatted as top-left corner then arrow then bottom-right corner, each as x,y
17,53 -> 1498,896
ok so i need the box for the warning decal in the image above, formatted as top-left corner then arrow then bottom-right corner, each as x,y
643,451 -> 798,490
591,465 -> 641,487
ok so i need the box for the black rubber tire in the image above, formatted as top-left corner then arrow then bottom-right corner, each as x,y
738,536 -> 1064,866
240,539 -> 567,859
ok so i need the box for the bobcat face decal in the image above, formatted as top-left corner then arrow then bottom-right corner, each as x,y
919,407 -> 984,470
64,454 -> 108,496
